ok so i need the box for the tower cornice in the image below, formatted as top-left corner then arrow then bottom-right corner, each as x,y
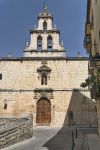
38,15 -> 53,20
30,29 -> 60,34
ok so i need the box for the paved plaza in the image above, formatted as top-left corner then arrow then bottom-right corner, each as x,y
2,127 -> 98,150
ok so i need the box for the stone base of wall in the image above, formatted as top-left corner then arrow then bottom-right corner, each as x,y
0,115 -> 33,149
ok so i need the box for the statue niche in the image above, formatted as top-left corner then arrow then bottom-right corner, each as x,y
37,64 -> 51,85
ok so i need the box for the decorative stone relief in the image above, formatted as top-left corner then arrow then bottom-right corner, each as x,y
34,88 -> 54,100
41,60 -> 47,65
37,64 -> 51,75
37,63 -> 51,85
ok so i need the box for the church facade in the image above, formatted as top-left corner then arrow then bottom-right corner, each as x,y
0,6 -> 97,127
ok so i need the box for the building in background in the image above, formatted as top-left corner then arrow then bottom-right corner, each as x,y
0,6 -> 97,127
84,0 -> 100,131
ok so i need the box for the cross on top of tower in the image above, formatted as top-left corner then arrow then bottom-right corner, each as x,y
43,0 -> 47,9
43,5 -> 48,13
43,0 -> 47,10
38,1 -> 52,18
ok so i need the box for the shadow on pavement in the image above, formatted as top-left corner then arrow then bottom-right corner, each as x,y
42,90 -> 97,150
43,127 -> 73,150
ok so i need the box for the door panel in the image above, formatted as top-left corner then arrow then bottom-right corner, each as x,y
36,98 -> 51,125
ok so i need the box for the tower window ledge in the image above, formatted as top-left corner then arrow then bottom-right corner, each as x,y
37,50 -> 66,53
53,28 -> 60,32
39,50 -> 48,53
23,50 -> 45,53
38,15 -> 53,19
24,50 -> 66,53
52,49 -> 66,52
30,30 -> 60,34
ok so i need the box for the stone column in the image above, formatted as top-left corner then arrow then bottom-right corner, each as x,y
32,103 -> 37,127
42,34 -> 47,50
50,105 -> 55,126
29,33 -> 37,50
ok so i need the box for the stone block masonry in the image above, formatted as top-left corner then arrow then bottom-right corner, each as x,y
0,115 -> 33,149
0,59 -> 97,127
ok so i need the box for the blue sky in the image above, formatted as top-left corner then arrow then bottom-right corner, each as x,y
0,0 -> 87,57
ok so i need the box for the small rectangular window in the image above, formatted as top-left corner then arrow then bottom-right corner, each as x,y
0,74 -> 2,80
4,103 -> 7,110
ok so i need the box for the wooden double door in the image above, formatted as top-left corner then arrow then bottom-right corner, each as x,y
36,98 -> 51,126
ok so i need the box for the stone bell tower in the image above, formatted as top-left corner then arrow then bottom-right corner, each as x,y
24,6 -> 66,57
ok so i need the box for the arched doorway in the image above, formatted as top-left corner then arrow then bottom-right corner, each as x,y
36,98 -> 51,126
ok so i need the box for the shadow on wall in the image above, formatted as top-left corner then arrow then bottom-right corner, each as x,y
42,90 -> 97,150
65,90 -> 97,127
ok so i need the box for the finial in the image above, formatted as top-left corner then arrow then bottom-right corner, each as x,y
7,53 -> 12,58
43,0 -> 46,8
26,41 -> 29,47
77,52 -> 81,57
61,41 -> 64,47
34,25 -> 37,30
61,42 -> 64,50
54,24 -> 57,29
